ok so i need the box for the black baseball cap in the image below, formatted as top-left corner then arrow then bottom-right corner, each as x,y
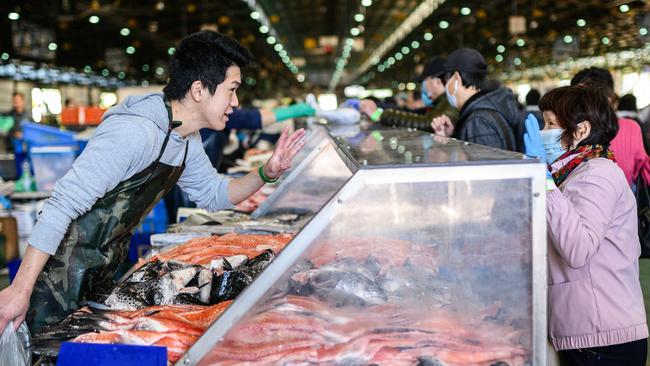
444,48 -> 488,74
418,57 -> 446,81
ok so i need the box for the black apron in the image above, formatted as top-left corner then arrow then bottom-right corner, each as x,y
27,101 -> 188,332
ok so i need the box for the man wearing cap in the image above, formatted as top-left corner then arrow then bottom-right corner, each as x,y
359,57 -> 457,132
431,48 -> 523,152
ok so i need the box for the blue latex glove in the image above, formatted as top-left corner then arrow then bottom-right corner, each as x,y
341,98 -> 361,110
523,113 -> 546,163
273,103 -> 316,122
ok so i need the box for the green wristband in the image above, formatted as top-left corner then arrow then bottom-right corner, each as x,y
258,165 -> 279,184
370,108 -> 383,122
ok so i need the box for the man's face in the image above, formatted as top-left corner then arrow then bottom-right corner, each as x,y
12,94 -> 24,112
425,77 -> 446,100
200,65 -> 241,131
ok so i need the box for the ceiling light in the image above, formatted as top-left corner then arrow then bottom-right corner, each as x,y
120,28 -> 130,36
118,72 -> 126,79
411,40 -> 420,49
142,64 -> 150,72
48,43 -> 58,51
601,36 -> 610,45
141,80 -> 150,87
516,38 -> 525,47
155,1 -> 165,11
297,74 -> 305,82
439,21 -> 449,29
155,67 -> 165,76
361,0 -> 372,7
378,65 -> 385,72
101,69 -> 110,77
274,44 -> 283,52
259,25 -> 269,33
513,57 -> 522,65
424,32 -> 433,41
350,27 -> 360,36
8,12 -> 19,21
398,82 -> 406,90
402,46 -> 410,54
495,54 -> 503,62
89,15 -> 100,24
563,35 -> 573,43
640,27 -> 648,36
460,7 -> 471,16
1,53 -> 9,60
266,36 -> 276,44
83,65 -> 92,73
406,82 -> 416,90
354,14 -> 364,22
346,38 -> 354,46
167,47 -> 175,55
126,46 -> 136,54
619,4 -> 630,13
395,53 -> 403,60
387,57 -> 395,65
497,45 -> 505,53
279,50 -> 287,57
250,11 -> 260,19
576,19 -> 586,27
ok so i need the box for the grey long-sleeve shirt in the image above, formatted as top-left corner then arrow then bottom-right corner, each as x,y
30,93 -> 233,255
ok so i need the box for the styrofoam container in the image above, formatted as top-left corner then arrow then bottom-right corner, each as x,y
30,145 -> 77,192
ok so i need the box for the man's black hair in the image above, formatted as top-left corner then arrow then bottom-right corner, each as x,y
525,89 -> 541,106
163,31 -> 252,101
443,71 -> 486,90
570,67 -> 614,89
618,93 -> 637,112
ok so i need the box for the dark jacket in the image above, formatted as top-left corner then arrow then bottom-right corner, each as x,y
453,88 -> 524,152
378,95 -> 458,132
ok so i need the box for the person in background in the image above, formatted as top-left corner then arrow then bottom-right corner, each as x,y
431,48 -> 524,152
359,57 -> 457,132
406,90 -> 426,110
3,92 -> 31,139
524,83 -> 648,365
525,89 -> 541,112
618,94 -> 640,121
0,30 -> 306,334
570,67 -> 650,186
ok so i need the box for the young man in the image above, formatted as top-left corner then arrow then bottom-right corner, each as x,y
359,57 -> 457,132
431,48 -> 523,152
0,31 -> 305,333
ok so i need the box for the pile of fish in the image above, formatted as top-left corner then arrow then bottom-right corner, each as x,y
33,302 -> 231,363
201,296 -> 527,366
197,237 -> 530,365
32,233 -> 292,364
105,250 -> 275,310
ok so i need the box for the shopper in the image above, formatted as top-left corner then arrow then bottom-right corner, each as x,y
430,48 -> 524,152
524,84 -> 648,365
359,57 -> 457,132
0,30 -> 306,333
570,67 -> 650,186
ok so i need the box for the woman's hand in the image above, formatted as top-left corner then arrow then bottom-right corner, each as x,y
263,126 -> 306,179
523,113 -> 546,163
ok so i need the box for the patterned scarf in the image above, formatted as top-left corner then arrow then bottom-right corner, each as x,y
551,144 -> 616,187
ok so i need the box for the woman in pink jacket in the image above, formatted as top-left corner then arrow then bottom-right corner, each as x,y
526,84 -> 648,365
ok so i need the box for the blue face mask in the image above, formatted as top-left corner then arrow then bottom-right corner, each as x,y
445,78 -> 459,109
540,128 -> 567,163
421,81 -> 433,107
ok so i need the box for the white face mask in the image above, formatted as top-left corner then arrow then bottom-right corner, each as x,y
540,128 -> 566,163
445,77 -> 459,109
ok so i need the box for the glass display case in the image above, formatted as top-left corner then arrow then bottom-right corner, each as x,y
252,124 -> 354,218
178,129 -> 547,366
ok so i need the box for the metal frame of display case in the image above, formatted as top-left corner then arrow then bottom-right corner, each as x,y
177,131 -> 547,366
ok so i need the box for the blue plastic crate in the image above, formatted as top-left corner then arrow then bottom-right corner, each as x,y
134,201 -> 168,235
57,342 -> 167,366
22,122 -> 76,147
